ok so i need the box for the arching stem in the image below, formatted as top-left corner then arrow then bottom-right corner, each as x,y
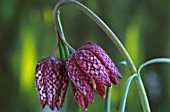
53,0 -> 150,112
57,11 -> 71,57
54,0 -> 136,73
54,10 -> 75,53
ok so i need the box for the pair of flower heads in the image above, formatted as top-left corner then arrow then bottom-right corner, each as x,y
35,41 -> 122,111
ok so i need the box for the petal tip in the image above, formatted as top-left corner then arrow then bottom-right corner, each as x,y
115,81 -> 120,86
118,73 -> 123,79
108,83 -> 112,87
101,94 -> 106,99
41,103 -> 46,109
48,105 -> 55,111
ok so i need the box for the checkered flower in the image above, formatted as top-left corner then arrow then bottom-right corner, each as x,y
35,56 -> 69,110
66,42 -> 122,110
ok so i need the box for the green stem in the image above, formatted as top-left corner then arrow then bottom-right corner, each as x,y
53,0 -> 150,112
59,39 -> 66,60
57,11 -> 70,57
119,74 -> 138,112
105,87 -> 111,112
54,9 -> 75,53
138,58 -> 170,75
134,76 -> 150,112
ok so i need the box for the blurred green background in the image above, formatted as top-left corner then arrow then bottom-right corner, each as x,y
0,0 -> 170,112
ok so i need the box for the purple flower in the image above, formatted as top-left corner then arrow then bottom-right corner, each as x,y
35,56 -> 69,110
66,42 -> 122,110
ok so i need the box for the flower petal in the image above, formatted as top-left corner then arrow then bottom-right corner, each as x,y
53,59 -> 69,110
110,74 -> 119,85
75,50 -> 111,86
35,62 -> 47,108
35,56 -> 69,110
72,83 -> 88,111
66,54 -> 94,103
94,81 -> 106,98
78,42 -> 122,81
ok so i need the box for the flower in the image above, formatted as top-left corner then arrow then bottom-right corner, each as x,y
65,42 -> 122,110
35,56 -> 69,110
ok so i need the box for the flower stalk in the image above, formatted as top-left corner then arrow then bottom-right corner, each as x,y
134,76 -> 150,112
105,87 -> 111,112
119,74 -> 138,112
53,0 -> 150,112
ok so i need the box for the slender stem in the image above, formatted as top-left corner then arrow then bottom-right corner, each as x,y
105,87 -> 111,112
119,74 -> 138,112
134,76 -> 151,112
57,11 -> 70,57
59,39 -> 66,60
54,10 -> 75,52
53,0 -> 150,112
138,58 -> 170,75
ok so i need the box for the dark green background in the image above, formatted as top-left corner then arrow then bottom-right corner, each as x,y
0,0 -> 170,112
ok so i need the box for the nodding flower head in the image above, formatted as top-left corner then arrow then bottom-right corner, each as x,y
35,56 -> 69,110
65,42 -> 122,110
